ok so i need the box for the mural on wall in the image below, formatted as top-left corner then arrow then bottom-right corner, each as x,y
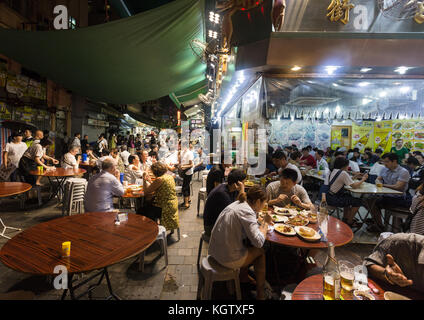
268,119 -> 331,149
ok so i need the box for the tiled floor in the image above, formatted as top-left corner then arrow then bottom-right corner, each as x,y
0,178 -> 381,300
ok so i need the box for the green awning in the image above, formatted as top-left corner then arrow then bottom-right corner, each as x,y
170,79 -> 208,108
0,0 -> 206,104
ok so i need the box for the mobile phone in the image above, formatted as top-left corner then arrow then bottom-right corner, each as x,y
364,170 -> 369,174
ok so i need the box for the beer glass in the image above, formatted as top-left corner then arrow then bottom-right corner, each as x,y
339,260 -> 355,294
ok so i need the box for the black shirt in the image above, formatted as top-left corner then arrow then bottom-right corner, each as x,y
81,139 -> 89,153
203,183 -> 238,228
206,165 -> 225,195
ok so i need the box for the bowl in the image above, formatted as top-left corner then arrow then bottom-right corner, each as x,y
384,291 -> 411,300
353,290 -> 375,300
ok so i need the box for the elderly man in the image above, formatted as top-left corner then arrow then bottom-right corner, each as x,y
62,146 -> 80,170
266,168 -> 312,209
84,158 -> 124,212
364,233 -> 424,293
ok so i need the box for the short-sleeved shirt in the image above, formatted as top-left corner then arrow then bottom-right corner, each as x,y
206,165 -> 225,195
203,183 -> 238,228
379,165 -> 410,195
364,233 -> 424,293
84,171 -> 124,212
317,158 -> 329,171
390,147 -> 410,163
22,143 -> 44,161
209,201 -> 265,265
181,149 -> 194,175
62,152 -> 78,169
301,155 -> 316,168
325,169 -> 354,194
4,142 -> 27,167
124,164 -> 143,184
349,160 -> 360,173
266,181 -> 311,205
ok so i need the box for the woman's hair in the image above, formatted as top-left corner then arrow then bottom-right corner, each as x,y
40,138 -> 53,147
290,151 -> 302,161
151,162 -> 167,177
334,157 -> 349,169
238,185 -> 267,204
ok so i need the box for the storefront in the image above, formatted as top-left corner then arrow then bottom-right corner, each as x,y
214,0 -> 424,156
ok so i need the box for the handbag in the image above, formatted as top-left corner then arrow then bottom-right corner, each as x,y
0,163 -> 17,182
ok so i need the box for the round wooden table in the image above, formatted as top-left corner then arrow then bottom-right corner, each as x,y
292,274 -> 385,300
0,182 -> 32,239
0,212 -> 158,300
30,168 -> 86,202
266,216 -> 353,249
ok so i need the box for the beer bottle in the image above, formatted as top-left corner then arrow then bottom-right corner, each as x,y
319,193 -> 328,215
323,242 -> 341,300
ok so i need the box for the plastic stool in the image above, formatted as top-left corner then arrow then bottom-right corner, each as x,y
197,255 -> 241,300
139,225 -> 168,272
197,188 -> 207,217
197,231 -> 210,268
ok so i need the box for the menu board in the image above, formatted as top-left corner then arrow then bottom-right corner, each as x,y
352,121 -> 374,152
390,120 -> 424,152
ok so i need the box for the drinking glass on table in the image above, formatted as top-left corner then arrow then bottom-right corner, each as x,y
375,178 -> 383,190
339,260 -> 355,294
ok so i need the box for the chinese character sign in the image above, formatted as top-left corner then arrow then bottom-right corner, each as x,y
327,0 -> 355,24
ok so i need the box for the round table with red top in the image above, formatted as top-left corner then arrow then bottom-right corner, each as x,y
30,167 -> 86,202
0,212 -> 158,300
0,182 -> 32,239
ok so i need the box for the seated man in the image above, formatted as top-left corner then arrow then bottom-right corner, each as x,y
206,155 -> 232,195
193,147 -> 207,174
268,149 -> 302,184
124,155 -> 143,184
368,153 -> 411,232
203,169 -> 246,237
266,168 -> 313,209
300,147 -> 316,168
62,146 -> 80,170
84,158 -> 124,212
364,233 -> 424,293
96,149 -> 112,168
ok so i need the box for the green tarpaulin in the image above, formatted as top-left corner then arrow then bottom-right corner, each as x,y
0,0 -> 206,104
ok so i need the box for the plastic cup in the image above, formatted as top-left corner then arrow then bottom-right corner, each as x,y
62,241 -> 71,257
37,166 -> 44,174
120,173 -> 124,184
82,153 -> 88,162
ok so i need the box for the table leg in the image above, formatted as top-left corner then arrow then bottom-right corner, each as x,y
0,218 -> 21,240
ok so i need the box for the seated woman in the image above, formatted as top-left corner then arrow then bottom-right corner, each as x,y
409,183 -> 424,235
325,157 -> 368,228
208,186 -> 273,300
361,151 -> 373,166
18,138 -> 58,185
139,162 -> 179,231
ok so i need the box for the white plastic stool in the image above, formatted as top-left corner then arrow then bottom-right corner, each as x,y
63,178 -> 87,216
139,225 -> 168,272
197,187 -> 207,217
197,255 -> 241,300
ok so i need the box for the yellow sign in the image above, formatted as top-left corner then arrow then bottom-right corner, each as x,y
352,121 -> 373,152
331,129 -> 342,150
374,120 -> 392,153
327,0 -> 355,24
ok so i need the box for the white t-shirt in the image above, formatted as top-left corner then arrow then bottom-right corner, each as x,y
4,142 -> 27,167
120,150 -> 130,166
370,162 -> 385,176
325,169 -> 354,194
62,152 -> 78,169
317,158 -> 329,171
349,160 -> 360,173
182,149 -> 194,175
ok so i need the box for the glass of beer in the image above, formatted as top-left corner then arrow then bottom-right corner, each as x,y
262,202 -> 269,214
375,180 -> 383,190
339,260 -> 355,294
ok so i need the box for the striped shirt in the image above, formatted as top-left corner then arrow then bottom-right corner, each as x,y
410,192 -> 424,236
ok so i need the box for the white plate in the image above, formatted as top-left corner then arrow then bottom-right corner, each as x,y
299,210 -> 312,217
384,291 -> 411,300
271,215 -> 289,223
294,226 -> 321,242
273,206 -> 292,216
287,217 -> 309,227
274,224 -> 296,236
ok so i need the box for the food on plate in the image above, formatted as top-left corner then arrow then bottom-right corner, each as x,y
274,224 -> 295,235
415,142 -> 424,149
404,141 -> 413,150
272,214 -> 288,223
415,132 -> 424,140
403,132 -> 413,139
393,123 -> 402,130
392,132 -> 402,139
298,227 -> 315,237
287,216 -> 309,226
244,181 -> 255,187
274,207 -> 290,214
307,213 -> 318,223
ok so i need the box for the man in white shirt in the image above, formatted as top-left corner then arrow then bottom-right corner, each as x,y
180,143 -> 194,208
1,132 -> 28,181
84,158 -> 124,212
124,155 -> 143,184
97,134 -> 108,154
193,147 -> 207,174
62,146 -> 80,169
120,145 -> 130,166
269,149 -> 302,184
316,150 -> 329,171
70,133 -> 81,152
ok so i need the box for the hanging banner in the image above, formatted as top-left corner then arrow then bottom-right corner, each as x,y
374,120 -> 392,152
352,120 -> 374,152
